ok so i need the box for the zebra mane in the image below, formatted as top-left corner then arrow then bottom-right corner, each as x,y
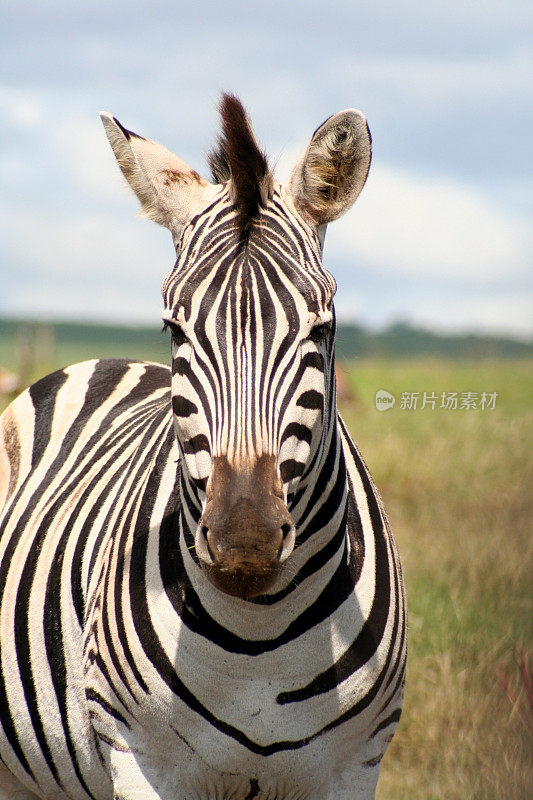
208,93 -> 272,240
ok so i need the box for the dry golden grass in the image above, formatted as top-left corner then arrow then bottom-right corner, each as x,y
340,359 -> 532,799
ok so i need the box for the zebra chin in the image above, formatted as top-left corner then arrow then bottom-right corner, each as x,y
195,516 -> 297,598
200,559 -> 282,598
194,454 -> 296,598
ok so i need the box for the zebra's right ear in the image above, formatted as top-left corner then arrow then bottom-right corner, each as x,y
285,109 -> 372,226
100,112 -> 211,237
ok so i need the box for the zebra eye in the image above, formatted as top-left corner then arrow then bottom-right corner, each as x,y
162,320 -> 188,346
308,321 -> 332,343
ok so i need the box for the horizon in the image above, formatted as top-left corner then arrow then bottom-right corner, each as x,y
1,313 -> 531,345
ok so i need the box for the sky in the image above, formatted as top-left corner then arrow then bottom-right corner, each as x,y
1,0 -> 532,337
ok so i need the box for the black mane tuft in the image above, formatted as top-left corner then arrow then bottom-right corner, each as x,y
208,93 -> 271,241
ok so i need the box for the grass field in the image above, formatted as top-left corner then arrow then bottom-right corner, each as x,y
1,353 -> 531,798
338,360 -> 532,800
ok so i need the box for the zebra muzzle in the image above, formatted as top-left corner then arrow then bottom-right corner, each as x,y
195,455 -> 295,598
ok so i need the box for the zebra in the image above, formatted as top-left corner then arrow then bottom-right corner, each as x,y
0,94 -> 406,800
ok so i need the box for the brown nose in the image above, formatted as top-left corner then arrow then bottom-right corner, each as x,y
196,455 -> 295,597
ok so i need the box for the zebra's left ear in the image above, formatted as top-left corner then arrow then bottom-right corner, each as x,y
286,109 -> 371,226
100,112 -> 211,237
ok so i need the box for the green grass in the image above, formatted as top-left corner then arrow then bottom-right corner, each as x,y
339,359 -> 532,799
1,350 -> 531,797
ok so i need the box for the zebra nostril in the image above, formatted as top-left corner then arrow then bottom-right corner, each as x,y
200,525 -> 216,561
281,523 -> 292,540
196,523 -> 216,563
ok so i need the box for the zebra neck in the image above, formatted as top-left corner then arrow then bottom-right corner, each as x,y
169,503 -> 350,641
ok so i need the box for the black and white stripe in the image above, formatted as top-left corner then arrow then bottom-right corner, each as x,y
0,95 -> 406,800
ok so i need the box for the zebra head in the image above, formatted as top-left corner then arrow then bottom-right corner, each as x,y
101,95 -> 371,598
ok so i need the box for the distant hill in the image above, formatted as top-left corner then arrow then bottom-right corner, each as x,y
0,318 -> 531,376
335,321 -> 533,360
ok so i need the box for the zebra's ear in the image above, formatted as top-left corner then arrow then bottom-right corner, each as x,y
100,112 -> 210,236
286,109 -> 371,226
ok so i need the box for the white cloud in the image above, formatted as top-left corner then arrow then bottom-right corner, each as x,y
0,85 -> 44,129
0,201 -> 174,324
326,164 -> 532,282
334,285 -> 533,338
50,113 -> 134,204
327,49 -> 533,112
2,157 -> 530,334
412,291 -> 533,338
